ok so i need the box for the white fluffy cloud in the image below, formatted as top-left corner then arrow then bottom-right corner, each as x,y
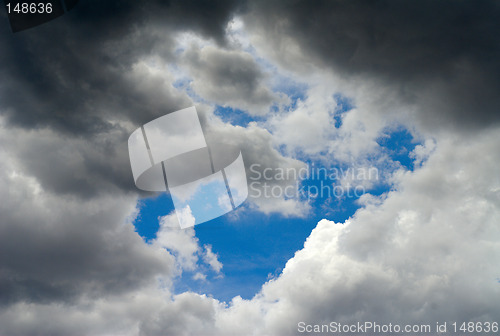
155,213 -> 200,271
203,245 -> 223,274
156,212 -> 224,276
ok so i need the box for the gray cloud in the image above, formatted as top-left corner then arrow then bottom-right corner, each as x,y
0,0 -> 244,132
184,45 -> 277,115
0,150 -> 174,306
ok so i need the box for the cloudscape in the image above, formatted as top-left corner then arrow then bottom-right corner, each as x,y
0,1 -> 499,335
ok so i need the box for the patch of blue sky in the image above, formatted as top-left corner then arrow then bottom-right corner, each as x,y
192,207 -> 326,302
214,105 -> 265,127
172,76 -> 189,90
171,77 -> 207,104
376,126 -> 421,171
271,76 -> 308,111
211,77 -> 307,126
181,157 -> 396,302
170,174 -> 231,227
134,157 -> 399,303
190,164 -> 395,302
334,92 -> 355,112
295,159 -> 382,211
133,193 -> 321,302
332,93 -> 355,128
132,120 -> 421,305
134,193 -> 175,242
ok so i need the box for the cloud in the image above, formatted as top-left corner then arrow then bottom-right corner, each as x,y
0,0 -> 311,215
203,245 -> 223,274
155,213 -> 199,271
0,0 -> 242,199
0,9 -> 190,197
267,84 -> 385,162
183,45 -> 277,115
0,122 -> 174,305
244,0 -> 500,132
268,86 -> 338,156
155,212 -> 223,275
193,272 -> 207,281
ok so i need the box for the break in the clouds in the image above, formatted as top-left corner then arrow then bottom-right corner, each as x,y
0,0 -> 499,335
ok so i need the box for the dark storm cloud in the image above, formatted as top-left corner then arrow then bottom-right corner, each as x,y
246,0 -> 500,131
0,0 -> 242,133
0,0 -> 243,197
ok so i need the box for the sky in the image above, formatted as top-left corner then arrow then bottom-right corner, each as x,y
0,1 -> 499,335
